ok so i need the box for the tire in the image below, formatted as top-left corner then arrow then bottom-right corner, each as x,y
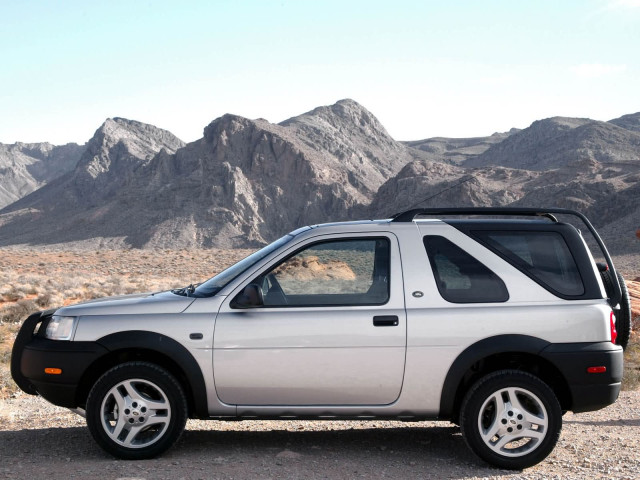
614,272 -> 632,350
86,362 -> 188,460
601,270 -> 632,350
460,370 -> 562,470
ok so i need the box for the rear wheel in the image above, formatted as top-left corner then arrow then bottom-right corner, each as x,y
460,370 -> 562,469
86,361 -> 188,459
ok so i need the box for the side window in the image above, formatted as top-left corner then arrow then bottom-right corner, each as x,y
423,235 -> 509,303
259,238 -> 390,307
474,231 -> 584,296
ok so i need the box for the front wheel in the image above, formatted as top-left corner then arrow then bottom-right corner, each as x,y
86,362 -> 188,459
460,370 -> 562,470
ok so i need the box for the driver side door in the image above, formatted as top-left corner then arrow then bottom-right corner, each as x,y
213,233 -> 407,406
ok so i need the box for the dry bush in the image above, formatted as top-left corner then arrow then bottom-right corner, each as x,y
623,323 -> 640,391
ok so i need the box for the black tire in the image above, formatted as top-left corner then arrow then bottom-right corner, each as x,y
86,361 -> 188,460
614,272 -> 632,350
460,370 -> 562,470
600,270 -> 632,350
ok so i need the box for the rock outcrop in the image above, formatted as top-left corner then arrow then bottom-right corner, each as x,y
464,117 -> 640,171
0,142 -> 84,208
0,118 -> 185,247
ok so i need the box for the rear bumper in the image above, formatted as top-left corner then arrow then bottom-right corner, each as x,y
541,342 -> 623,413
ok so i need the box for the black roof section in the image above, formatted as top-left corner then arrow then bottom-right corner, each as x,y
390,207 -> 621,308
391,207 -> 573,222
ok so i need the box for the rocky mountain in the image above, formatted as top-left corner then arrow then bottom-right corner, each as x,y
279,99 -> 424,194
403,129 -> 518,165
0,102 -> 637,257
464,116 -> 640,171
367,156 -> 639,255
0,142 -> 84,208
610,112 -> 640,133
0,118 -> 185,247
0,100 -> 427,248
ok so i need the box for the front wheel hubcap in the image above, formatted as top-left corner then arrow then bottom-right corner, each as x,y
100,378 -> 172,449
478,387 -> 548,457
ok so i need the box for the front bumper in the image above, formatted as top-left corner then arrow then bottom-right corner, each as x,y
11,310 -> 106,408
20,337 -> 107,407
541,341 -> 623,413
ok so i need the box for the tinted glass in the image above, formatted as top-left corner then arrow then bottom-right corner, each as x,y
193,235 -> 293,297
258,238 -> 390,306
423,235 -> 509,303
477,231 -> 584,296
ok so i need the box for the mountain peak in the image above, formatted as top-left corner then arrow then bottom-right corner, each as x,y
70,118 -> 185,201
609,112 -> 640,132
281,99 -> 385,133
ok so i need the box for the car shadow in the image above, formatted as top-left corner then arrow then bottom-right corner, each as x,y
0,423 -> 506,479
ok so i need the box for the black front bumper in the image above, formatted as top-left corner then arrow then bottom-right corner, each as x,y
11,311 -> 107,408
20,337 -> 108,407
541,341 -> 623,413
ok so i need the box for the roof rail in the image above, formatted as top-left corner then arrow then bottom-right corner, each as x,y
391,207 -> 563,223
389,207 -> 621,308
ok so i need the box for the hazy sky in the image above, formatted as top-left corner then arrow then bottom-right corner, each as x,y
1,0 -> 639,144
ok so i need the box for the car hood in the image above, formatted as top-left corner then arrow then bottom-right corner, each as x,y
55,291 -> 195,316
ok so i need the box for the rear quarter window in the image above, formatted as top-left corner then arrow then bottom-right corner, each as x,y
423,235 -> 509,303
473,231 -> 584,296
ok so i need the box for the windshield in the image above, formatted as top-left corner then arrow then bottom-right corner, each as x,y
191,235 -> 294,297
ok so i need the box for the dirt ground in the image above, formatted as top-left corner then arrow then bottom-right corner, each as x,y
0,391 -> 638,480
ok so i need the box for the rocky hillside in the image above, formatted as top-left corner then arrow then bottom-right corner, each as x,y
0,102 -> 638,256
464,116 -> 640,171
403,129 -> 518,165
0,142 -> 84,208
0,118 -> 185,247
0,100 -> 426,248
610,112 -> 640,133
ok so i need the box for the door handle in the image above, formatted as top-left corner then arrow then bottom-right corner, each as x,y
373,315 -> 399,327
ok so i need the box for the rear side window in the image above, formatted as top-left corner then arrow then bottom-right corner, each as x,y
423,235 -> 509,303
474,231 -> 584,296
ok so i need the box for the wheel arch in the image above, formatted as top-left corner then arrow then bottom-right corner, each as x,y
439,334 -> 572,421
76,331 -> 209,419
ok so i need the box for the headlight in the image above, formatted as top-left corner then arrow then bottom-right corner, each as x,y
45,315 -> 78,340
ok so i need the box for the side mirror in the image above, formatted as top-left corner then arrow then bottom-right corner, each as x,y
231,284 -> 264,309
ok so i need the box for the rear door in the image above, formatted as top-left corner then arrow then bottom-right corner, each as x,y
213,232 -> 407,406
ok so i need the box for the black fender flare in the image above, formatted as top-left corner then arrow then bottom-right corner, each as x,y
95,330 -> 209,418
439,334 -> 551,419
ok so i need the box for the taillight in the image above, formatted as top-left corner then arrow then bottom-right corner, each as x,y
610,311 -> 617,345
587,366 -> 607,373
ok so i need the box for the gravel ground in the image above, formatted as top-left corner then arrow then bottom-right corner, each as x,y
1,391 -> 639,480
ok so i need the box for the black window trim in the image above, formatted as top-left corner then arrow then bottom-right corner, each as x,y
231,235 -> 393,309
446,221 -> 602,301
423,234 -> 510,304
474,229 -> 585,298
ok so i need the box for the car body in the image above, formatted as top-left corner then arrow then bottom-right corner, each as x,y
12,208 -> 625,469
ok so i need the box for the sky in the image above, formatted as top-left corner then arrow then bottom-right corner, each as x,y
1,0 -> 639,145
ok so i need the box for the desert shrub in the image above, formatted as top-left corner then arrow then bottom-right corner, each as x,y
623,337 -> 640,391
0,300 -> 39,324
35,292 -> 53,308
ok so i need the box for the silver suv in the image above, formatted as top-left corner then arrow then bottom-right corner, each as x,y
12,208 -> 628,469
